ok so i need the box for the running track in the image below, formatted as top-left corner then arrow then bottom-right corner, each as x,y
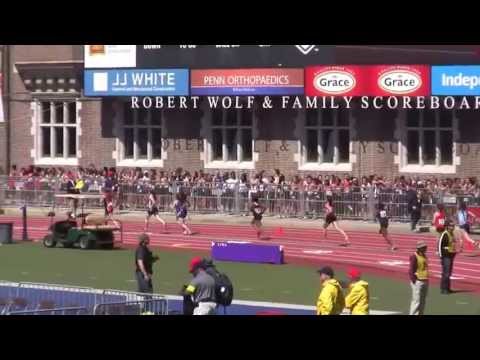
2,216 -> 480,291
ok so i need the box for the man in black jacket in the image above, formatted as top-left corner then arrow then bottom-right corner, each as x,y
409,191 -> 423,232
135,234 -> 158,294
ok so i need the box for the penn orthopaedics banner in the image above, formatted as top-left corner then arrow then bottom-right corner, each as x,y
191,69 -> 304,95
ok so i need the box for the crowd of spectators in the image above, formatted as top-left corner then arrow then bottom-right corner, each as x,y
5,164 -> 480,198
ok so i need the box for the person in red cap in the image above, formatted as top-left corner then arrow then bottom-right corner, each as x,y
344,268 -> 369,315
182,257 -> 217,315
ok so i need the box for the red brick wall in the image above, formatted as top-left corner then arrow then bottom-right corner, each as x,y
4,45 -> 480,180
162,108 -> 204,172
78,99 -> 116,168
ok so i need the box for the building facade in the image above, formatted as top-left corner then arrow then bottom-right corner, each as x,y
1,45 -> 480,178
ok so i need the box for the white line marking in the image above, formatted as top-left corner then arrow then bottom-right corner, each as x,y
379,261 -> 409,267
303,250 -> 334,255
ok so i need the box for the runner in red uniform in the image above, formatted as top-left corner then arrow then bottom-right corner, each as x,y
323,197 -> 350,246
432,203 -> 446,234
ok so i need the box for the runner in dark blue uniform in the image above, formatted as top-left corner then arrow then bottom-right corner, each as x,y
250,195 -> 266,239
174,192 -> 192,235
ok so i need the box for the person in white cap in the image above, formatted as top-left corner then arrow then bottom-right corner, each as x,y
409,240 -> 429,315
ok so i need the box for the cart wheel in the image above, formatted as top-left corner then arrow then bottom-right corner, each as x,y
43,235 -> 57,248
79,236 -> 92,250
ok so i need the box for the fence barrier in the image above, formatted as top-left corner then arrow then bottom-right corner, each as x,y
0,281 -> 168,315
7,307 -> 88,315
2,176 -> 480,222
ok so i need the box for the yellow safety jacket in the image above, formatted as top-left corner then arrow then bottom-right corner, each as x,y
316,279 -> 345,316
345,280 -> 369,315
415,253 -> 429,280
438,230 -> 455,256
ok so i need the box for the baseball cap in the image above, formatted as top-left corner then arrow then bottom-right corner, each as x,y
347,267 -> 362,279
189,257 -> 203,273
138,233 -> 150,244
416,241 -> 428,250
317,266 -> 334,278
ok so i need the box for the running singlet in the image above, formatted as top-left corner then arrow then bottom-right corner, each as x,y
324,202 -> 334,215
251,204 -> 264,221
434,212 -> 446,231
175,201 -> 188,219
457,210 -> 468,227
377,210 -> 389,228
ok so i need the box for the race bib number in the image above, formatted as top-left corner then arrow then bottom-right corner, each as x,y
380,210 -> 387,218
439,219 -> 445,226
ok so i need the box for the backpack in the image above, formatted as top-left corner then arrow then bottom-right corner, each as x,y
205,266 -> 234,307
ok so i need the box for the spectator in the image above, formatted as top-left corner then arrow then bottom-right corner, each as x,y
316,266 -> 345,316
409,241 -> 429,315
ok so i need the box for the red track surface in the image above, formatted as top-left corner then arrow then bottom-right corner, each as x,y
3,216 -> 480,291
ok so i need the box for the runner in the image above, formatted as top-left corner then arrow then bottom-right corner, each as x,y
456,202 -> 480,251
432,203 -> 446,234
250,195 -> 266,239
144,190 -> 166,233
174,191 -> 192,236
323,196 -> 350,246
376,203 -> 397,251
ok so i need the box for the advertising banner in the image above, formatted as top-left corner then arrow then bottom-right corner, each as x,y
306,65 -> 431,97
84,69 -> 189,97
84,45 -> 137,69
432,66 -> 480,95
370,65 -> 430,96
191,69 -> 304,95
305,66 -> 368,97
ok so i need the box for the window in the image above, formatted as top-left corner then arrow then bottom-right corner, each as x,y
302,108 -> 351,168
120,103 -> 164,164
206,108 -> 254,168
405,109 -> 454,167
38,101 -> 78,163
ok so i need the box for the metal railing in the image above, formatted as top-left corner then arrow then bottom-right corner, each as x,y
2,177 -> 480,223
0,281 -> 169,315
93,299 -> 167,315
6,307 -> 88,315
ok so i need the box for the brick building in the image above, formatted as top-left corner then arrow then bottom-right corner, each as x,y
1,45 -> 480,178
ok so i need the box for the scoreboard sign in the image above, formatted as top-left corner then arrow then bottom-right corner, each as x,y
84,45 -> 333,69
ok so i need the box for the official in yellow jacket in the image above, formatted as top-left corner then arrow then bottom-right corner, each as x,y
344,268 -> 369,315
316,267 -> 345,316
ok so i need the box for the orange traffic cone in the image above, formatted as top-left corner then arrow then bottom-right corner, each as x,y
273,227 -> 285,237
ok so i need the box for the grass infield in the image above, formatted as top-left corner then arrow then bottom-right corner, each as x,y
0,242 -> 479,315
